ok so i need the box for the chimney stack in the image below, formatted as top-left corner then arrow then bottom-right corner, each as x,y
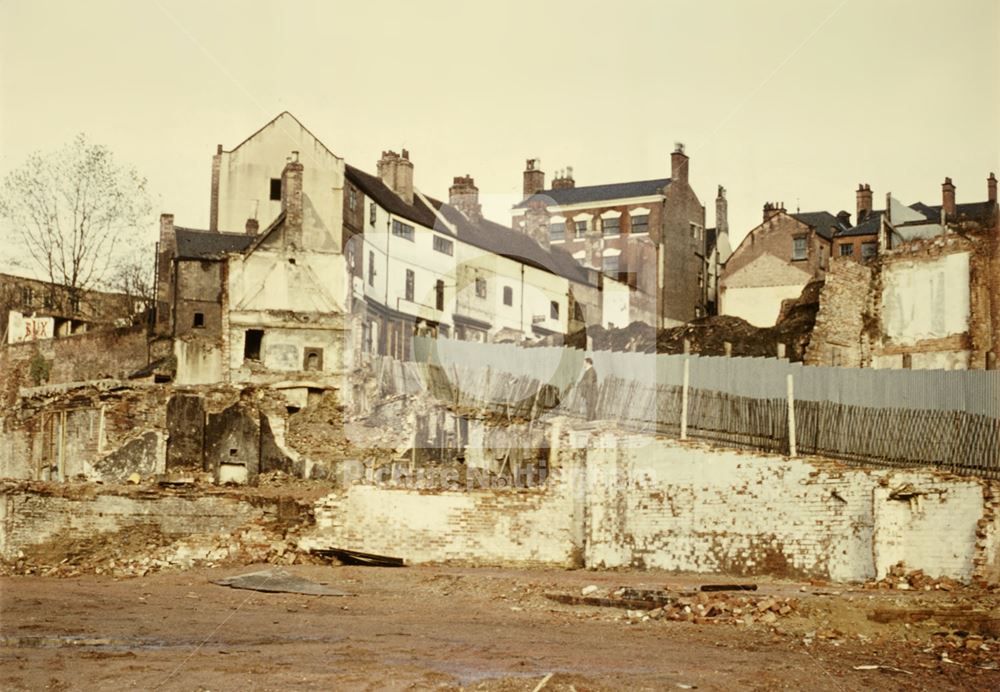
245,218 -> 259,235
281,152 -> 304,248
210,144 -> 223,231
988,172 -> 997,204
154,213 -> 176,335
942,177 -> 956,216
523,158 -> 545,199
671,142 -> 688,184
763,201 -> 785,222
552,166 -> 575,190
377,149 -> 414,205
715,185 -> 728,236
449,175 -> 482,221
856,183 -> 873,222
524,199 -> 550,251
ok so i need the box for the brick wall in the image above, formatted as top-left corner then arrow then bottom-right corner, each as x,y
805,257 -> 873,366
0,483 -> 271,560
0,326 -> 149,404
299,430 -> 1000,583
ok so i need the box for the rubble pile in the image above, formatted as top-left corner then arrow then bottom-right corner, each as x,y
926,631 -> 999,670
863,562 -> 965,592
567,280 -> 822,361
625,589 -> 801,626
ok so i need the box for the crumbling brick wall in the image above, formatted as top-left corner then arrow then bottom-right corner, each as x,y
805,257 -> 873,367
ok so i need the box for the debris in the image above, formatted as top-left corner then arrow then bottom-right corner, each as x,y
213,568 -> 352,596
312,548 -> 405,567
581,585 -> 599,596
852,664 -> 913,675
531,672 -> 554,692
126,473 -> 141,484
545,593 -> 665,611
699,584 -> 757,592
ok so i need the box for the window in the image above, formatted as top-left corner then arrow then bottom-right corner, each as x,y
690,223 -> 702,239
549,222 -> 565,242
839,243 -> 854,256
405,269 -> 415,301
861,241 -> 877,262
20,286 -> 33,305
193,312 -> 205,328
303,347 -> 323,371
244,329 -> 263,361
369,202 -> 377,225
433,235 -> 453,255
392,219 -> 414,241
269,178 -> 282,201
503,286 -> 513,306
435,280 -> 445,311
902,353 -> 912,369
631,214 -> 649,233
475,277 -> 487,299
550,301 -> 560,320
792,235 -> 807,261
348,187 -> 358,211
368,251 -> 375,286
69,295 -> 80,313
602,254 -> 619,277
603,216 -> 620,236
575,220 -> 587,238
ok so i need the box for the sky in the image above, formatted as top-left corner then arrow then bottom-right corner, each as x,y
1,0 -> 998,276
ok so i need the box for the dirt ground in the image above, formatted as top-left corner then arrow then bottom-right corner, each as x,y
2,565 -> 998,691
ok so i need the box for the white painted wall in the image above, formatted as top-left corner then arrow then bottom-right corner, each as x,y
720,283 -> 805,327
881,252 -> 970,344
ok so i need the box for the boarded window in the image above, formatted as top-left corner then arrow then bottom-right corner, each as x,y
503,286 -> 513,306
435,280 -> 445,310
244,329 -> 263,361
861,241 -> 877,261
269,178 -> 282,201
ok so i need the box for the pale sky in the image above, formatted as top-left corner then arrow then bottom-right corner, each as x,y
1,0 -> 998,276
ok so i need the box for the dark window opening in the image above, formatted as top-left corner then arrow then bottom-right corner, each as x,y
405,269 -> 415,302
603,217 -> 620,235
348,186 -> 358,211
229,448 -> 238,457
269,178 -> 282,201
475,277 -> 487,299
503,286 -> 513,306
369,201 -> 377,225
435,280 -> 445,311
550,301 -> 559,320
902,353 -> 913,369
244,329 -> 263,361
368,251 -> 376,286
303,347 -> 323,371
193,312 -> 205,328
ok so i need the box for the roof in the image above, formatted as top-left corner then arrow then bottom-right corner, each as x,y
790,211 -> 848,241
835,210 -> 884,238
345,165 -> 592,285
174,227 -> 254,259
513,178 -> 671,209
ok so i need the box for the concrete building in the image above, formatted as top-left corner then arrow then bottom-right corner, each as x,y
720,203 -> 848,327
510,144 -> 718,328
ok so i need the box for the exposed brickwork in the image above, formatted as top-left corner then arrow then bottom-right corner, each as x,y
805,257 -> 873,367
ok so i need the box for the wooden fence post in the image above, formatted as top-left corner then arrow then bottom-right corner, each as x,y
787,373 -> 797,457
681,358 -> 690,440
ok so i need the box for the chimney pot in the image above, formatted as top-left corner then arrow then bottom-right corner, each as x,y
671,144 -> 689,183
988,172 -> 997,203
942,177 -> 956,216
522,157 -> 545,199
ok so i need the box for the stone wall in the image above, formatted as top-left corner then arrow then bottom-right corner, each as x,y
299,430 -> 1000,584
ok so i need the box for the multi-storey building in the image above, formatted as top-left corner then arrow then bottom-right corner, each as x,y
510,145 -> 719,328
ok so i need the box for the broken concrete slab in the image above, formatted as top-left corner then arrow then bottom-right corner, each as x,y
212,568 -> 352,596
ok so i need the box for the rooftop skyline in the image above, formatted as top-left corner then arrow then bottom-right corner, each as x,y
1,0 -> 997,276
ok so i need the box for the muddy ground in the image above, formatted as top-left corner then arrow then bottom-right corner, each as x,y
2,565 -> 998,691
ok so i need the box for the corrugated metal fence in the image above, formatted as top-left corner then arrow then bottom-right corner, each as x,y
391,337 -> 1000,478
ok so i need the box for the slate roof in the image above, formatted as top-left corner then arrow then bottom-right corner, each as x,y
345,165 -> 592,285
513,178 -> 671,209
790,211 -> 848,241
174,227 -> 254,259
835,210 -> 884,238
910,201 -> 996,226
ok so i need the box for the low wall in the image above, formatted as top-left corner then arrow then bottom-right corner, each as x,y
300,431 -> 1000,583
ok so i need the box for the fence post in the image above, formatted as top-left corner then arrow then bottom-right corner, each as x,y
786,373 -> 797,457
681,358 -> 690,440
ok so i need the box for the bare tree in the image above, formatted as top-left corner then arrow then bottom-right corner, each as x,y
111,249 -> 156,325
0,134 -> 152,303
